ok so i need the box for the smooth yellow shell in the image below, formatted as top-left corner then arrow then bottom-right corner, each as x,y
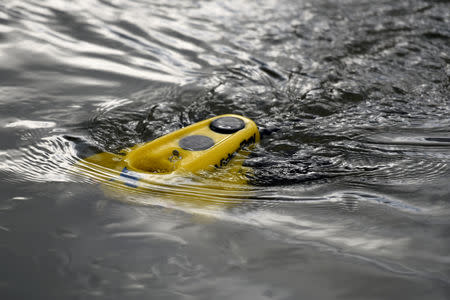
76,114 -> 260,190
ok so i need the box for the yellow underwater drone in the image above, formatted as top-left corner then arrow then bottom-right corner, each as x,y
76,115 -> 260,197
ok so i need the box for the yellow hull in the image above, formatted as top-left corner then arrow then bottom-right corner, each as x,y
74,114 -> 260,206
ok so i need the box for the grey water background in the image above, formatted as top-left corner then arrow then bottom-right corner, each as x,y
0,0 -> 449,299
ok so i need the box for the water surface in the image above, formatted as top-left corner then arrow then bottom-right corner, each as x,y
0,0 -> 449,299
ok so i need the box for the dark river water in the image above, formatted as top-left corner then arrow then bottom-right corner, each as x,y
1,0 -> 449,299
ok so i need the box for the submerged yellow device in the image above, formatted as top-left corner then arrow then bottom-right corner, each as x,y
77,114 -> 260,190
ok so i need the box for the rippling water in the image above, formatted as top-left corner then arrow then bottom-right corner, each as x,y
1,0 -> 449,299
